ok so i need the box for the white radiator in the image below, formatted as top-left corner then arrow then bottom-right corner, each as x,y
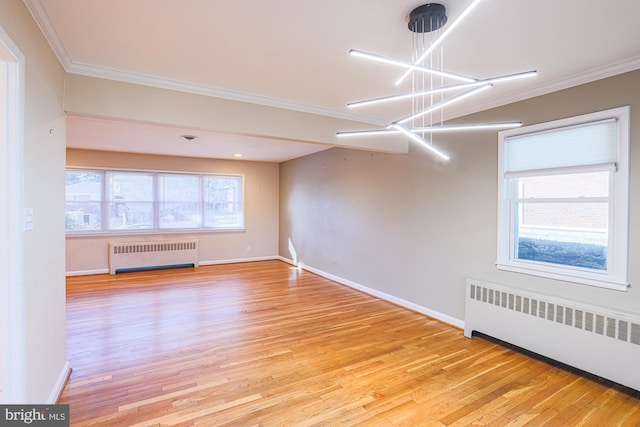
108,239 -> 199,274
464,279 -> 640,391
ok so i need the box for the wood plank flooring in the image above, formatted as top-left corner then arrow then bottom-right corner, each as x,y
60,260 -> 640,426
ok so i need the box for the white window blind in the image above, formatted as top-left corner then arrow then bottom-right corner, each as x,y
504,119 -> 618,173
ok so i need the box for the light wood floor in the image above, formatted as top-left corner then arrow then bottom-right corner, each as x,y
61,260 -> 640,426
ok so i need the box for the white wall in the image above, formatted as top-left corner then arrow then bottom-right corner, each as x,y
279,70 -> 640,322
0,0 -> 67,403
66,149 -> 279,274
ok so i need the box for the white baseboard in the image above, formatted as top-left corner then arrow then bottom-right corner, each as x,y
278,256 -> 464,329
66,257 -> 281,276
200,255 -> 279,266
66,269 -> 108,277
48,361 -> 71,404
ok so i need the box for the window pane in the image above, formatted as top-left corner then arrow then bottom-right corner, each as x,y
158,174 -> 199,202
518,172 -> 609,199
65,171 -> 102,231
203,176 -> 243,228
514,201 -> 608,270
66,202 -> 102,231
160,202 -> 201,229
108,202 -> 154,230
107,172 -> 153,201
158,174 -> 202,229
106,173 -> 154,229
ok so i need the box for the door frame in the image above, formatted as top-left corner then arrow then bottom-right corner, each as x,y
0,24 -> 26,404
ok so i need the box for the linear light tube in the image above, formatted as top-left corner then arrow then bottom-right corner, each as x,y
413,122 -> 522,132
395,0 -> 484,86
336,122 -> 522,138
486,70 -> 537,84
348,82 -> 484,109
396,84 -> 491,125
350,49 -> 475,83
348,70 -> 536,109
336,129 -> 400,137
391,123 -> 450,160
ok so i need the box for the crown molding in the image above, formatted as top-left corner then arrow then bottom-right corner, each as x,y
22,0 -> 72,69
66,61 -> 385,126
444,55 -> 640,121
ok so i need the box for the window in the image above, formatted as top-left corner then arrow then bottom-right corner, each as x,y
497,106 -> 630,291
65,169 -> 244,234
65,170 -> 103,231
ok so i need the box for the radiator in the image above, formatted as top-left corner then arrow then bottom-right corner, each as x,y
464,279 -> 640,391
108,239 -> 199,274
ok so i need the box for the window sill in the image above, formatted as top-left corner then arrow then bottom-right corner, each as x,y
66,228 -> 246,239
496,262 -> 629,292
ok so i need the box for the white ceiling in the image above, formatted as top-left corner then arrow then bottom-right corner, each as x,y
26,0 -> 640,162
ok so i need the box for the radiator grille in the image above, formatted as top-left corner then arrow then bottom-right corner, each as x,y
108,239 -> 199,274
112,241 -> 197,254
469,282 -> 640,346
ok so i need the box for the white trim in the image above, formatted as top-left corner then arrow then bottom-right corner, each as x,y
65,228 -> 247,239
504,162 -> 617,179
65,256 -> 280,276
496,263 -> 629,292
66,255 -> 279,277
66,269 -> 109,277
46,361 -> 71,404
67,61 -> 385,126
199,256 -> 279,266
21,0 -> 73,69
278,257 -> 464,329
0,24 -> 26,404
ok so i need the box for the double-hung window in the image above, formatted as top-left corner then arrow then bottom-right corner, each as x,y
497,106 -> 630,291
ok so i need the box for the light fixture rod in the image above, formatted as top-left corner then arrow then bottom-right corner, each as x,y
396,0 -> 484,86
391,123 -> 450,160
396,84 -> 491,125
349,49 -> 475,83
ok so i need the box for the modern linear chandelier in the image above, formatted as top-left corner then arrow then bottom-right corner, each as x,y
337,1 -> 537,160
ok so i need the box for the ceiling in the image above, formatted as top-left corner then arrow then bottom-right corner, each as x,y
26,0 -> 640,162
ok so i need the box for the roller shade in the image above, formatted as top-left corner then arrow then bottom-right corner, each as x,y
505,119 -> 618,173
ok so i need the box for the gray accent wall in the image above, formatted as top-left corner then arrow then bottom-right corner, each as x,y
279,70 -> 640,322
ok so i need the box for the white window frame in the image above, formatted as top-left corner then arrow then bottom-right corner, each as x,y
497,106 -> 630,291
65,167 -> 245,236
